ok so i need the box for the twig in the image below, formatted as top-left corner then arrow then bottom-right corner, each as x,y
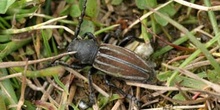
126,81 -> 220,98
0,51 -> 76,68
16,59 -> 28,110
0,73 -> 22,81
123,0 -> 173,35
184,58 -> 220,70
2,16 -> 75,35
38,25 -> 75,36
162,63 -> 220,93
174,0 -> 220,11
141,104 -> 205,110
64,67 -> 109,97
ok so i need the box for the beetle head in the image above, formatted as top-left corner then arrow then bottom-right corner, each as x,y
67,39 -> 99,64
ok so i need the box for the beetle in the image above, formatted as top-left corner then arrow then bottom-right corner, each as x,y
63,0 -> 156,108
67,32 -> 156,83
67,32 -> 156,109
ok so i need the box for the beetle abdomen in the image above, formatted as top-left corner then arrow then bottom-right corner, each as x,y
93,44 -> 155,83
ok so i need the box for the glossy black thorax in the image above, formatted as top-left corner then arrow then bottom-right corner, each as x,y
67,39 -> 99,65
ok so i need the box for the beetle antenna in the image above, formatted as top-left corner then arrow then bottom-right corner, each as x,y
74,0 -> 88,40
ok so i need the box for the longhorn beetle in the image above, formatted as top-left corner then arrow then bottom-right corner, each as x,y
63,0 -> 156,109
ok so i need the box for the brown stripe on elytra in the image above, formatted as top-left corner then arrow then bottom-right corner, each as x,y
99,44 -> 152,72
93,48 -> 150,80
94,58 -> 149,80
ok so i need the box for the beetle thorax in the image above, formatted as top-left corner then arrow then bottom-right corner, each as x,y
67,39 -> 99,64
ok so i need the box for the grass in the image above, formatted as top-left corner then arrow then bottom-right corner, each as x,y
0,0 -> 220,110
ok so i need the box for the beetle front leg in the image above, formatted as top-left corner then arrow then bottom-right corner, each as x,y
82,32 -> 95,39
88,68 -> 96,106
54,60 -> 86,69
82,32 -> 99,44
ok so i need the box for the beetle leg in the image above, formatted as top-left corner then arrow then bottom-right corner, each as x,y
103,76 -> 142,108
117,35 -> 145,46
82,32 -> 99,43
78,70 -> 96,109
102,26 -> 121,43
103,33 -> 112,43
117,35 -> 134,46
70,64 -> 87,69
82,32 -> 94,39
88,68 -> 96,106
103,27 -> 121,43
54,60 -> 86,69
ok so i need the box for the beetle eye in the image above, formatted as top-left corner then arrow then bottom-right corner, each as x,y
67,45 -> 72,52
67,48 -> 72,52
67,41 -> 78,52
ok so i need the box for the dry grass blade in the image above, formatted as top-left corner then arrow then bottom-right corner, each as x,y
141,104 -> 205,110
0,51 -> 76,68
163,63 -> 220,93
64,67 -> 109,97
16,59 -> 28,110
2,0 -> 220,109
123,0 -> 173,35
126,81 -> 220,98
173,0 -> 220,11
184,58 -> 220,70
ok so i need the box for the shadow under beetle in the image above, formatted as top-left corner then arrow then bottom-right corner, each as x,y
63,0 -> 156,109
